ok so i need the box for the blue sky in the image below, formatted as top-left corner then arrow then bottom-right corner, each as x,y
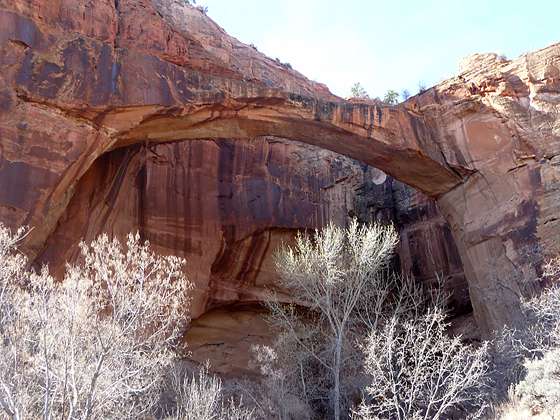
199,0 -> 558,98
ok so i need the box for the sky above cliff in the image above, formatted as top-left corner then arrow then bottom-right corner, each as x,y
200,0 -> 558,99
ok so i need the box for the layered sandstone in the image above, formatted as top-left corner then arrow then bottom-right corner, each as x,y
38,137 -> 389,316
37,136 -> 466,315
32,135 -> 465,374
423,51 -> 560,333
0,0 -> 559,342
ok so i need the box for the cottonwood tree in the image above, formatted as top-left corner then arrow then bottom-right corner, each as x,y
266,220 -> 399,420
0,225 -> 191,419
261,221 -> 490,419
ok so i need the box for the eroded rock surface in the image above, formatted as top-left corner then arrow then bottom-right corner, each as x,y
421,49 -> 560,333
33,135 -> 466,374
0,0 -> 559,343
38,137 -> 390,316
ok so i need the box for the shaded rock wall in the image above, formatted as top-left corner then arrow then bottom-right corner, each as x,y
393,183 -> 470,314
38,136 -> 464,319
35,135 -> 465,375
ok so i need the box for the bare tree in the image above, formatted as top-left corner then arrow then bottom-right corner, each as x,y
252,342 -> 315,420
267,220 -> 398,420
401,89 -> 411,101
355,307 -> 489,420
0,225 -> 35,420
0,225 -> 191,419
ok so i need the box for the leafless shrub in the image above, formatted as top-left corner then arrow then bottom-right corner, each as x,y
492,350 -> 560,419
513,348 -> 560,417
355,306 -> 489,420
490,258 -> 560,418
167,364 -> 256,420
490,257 -> 560,401
252,342 -> 317,420
0,224 -> 191,419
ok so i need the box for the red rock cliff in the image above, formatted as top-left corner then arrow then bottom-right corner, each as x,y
0,0 -> 559,342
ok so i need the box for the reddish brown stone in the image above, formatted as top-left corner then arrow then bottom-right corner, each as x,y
1,0 -> 559,344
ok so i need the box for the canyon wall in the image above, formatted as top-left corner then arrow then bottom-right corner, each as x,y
0,0 -> 559,344
34,134 -> 463,375
34,137 -> 467,308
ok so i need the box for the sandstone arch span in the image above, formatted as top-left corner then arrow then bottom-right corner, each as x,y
1,0 -> 559,335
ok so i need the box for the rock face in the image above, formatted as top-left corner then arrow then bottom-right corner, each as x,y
37,137 -> 386,316
427,52 -> 560,334
37,136 -> 467,317
0,0 -> 559,342
32,135 -> 467,374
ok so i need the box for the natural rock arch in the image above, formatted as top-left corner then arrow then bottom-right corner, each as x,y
1,1 -> 559,335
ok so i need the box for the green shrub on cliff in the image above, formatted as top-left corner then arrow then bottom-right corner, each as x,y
350,82 -> 371,99
382,89 -> 400,105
